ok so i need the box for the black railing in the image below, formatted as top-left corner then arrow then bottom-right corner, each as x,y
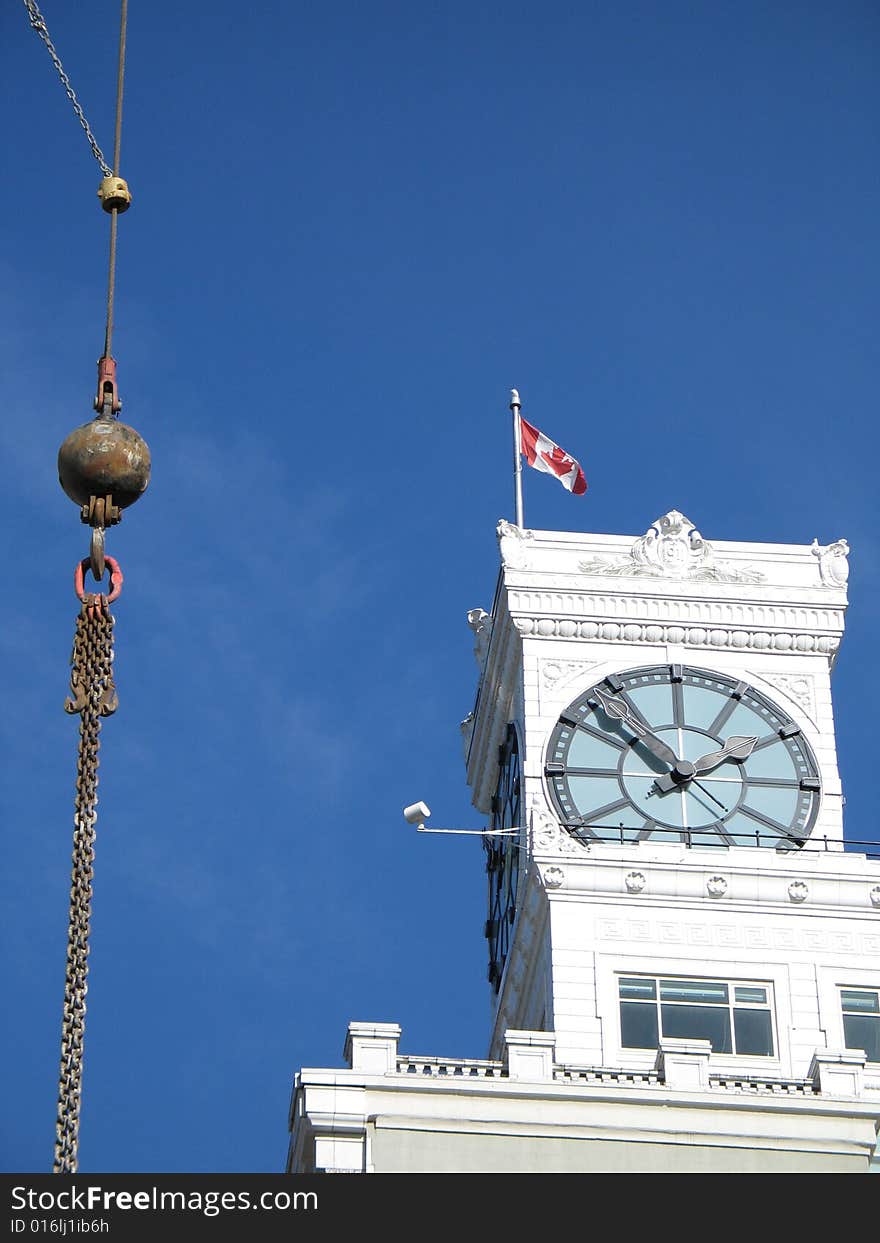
562,822 -> 880,859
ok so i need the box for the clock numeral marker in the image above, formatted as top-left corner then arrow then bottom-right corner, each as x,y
799,777 -> 820,792
779,723 -> 801,739
605,674 -> 624,692
558,711 -> 581,727
545,762 -> 565,776
670,664 -> 683,682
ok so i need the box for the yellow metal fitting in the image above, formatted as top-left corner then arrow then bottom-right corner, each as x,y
97,176 -> 132,213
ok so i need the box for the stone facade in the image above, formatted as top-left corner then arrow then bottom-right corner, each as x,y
288,513 -> 879,1174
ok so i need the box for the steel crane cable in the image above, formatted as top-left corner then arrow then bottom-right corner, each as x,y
23,0 -> 130,377
23,0 -> 142,1176
22,0 -> 113,176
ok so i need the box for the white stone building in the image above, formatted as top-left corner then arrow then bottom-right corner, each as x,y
287,512 -> 880,1173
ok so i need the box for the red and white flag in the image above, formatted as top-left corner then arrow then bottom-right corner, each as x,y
520,417 -> 587,495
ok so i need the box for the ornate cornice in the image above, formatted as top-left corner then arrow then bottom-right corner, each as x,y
507,585 -> 844,631
527,833 -> 880,912
512,615 -> 840,656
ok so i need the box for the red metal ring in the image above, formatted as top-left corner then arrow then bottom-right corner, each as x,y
75,555 -> 123,604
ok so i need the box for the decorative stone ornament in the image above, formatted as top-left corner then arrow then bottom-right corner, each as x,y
497,519 -> 534,569
759,673 -> 817,724
625,871 -> 646,894
788,881 -> 809,904
466,608 -> 493,669
869,886 -> 880,908
578,510 -> 764,584
811,538 -> 850,588
543,866 -> 565,889
706,876 -> 728,898
540,659 -> 600,690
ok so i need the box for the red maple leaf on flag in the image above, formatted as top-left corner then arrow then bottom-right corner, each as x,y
519,415 -> 587,495
540,445 -> 575,476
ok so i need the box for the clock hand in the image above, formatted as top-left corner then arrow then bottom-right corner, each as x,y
652,735 -> 758,793
592,687 -> 679,767
691,735 -> 758,775
691,779 -> 728,813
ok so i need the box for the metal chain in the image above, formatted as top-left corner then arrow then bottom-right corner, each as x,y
22,0 -> 112,177
54,597 -> 118,1174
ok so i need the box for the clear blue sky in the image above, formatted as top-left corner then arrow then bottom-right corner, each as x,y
2,1 -> 878,1173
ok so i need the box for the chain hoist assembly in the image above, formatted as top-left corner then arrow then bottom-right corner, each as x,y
24,0 -> 150,1173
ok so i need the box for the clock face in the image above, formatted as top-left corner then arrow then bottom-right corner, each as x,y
485,725 -> 521,991
545,665 -> 821,849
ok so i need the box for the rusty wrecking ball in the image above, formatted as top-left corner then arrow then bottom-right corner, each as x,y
58,416 -> 151,510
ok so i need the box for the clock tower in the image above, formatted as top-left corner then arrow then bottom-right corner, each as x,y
288,511 -> 880,1174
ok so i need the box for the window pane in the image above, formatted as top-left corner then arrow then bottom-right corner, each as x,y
568,729 -> 623,770
661,1004 -> 732,1052
742,783 -> 799,825
734,1008 -> 774,1056
626,682 -> 674,727
620,978 -> 656,1000
660,979 -> 728,1004
722,701 -> 769,740
567,775 -> 623,813
734,987 -> 767,1005
742,741 -> 797,782
620,1002 -> 659,1049
843,1014 -> 880,1063
682,683 -> 726,731
841,990 -> 879,1015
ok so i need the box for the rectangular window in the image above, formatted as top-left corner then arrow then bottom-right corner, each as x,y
841,989 -> 880,1063
619,975 -> 774,1057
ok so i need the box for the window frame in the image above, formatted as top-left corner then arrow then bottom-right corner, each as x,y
839,986 -> 880,1065
817,968 -> 880,1070
617,972 -> 777,1059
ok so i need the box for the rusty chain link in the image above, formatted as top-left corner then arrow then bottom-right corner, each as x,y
22,0 -> 113,177
54,596 -> 118,1174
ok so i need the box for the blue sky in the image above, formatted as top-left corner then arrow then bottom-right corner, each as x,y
3,1 -> 878,1173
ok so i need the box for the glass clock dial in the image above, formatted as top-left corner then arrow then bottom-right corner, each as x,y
545,665 -> 821,849
485,725 -> 521,991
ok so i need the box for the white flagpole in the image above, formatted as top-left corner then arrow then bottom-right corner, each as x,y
509,388 -> 524,528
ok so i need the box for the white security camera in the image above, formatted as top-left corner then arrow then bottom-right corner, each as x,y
403,801 -> 431,826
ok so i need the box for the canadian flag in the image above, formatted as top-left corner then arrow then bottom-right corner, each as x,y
520,417 -> 587,495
